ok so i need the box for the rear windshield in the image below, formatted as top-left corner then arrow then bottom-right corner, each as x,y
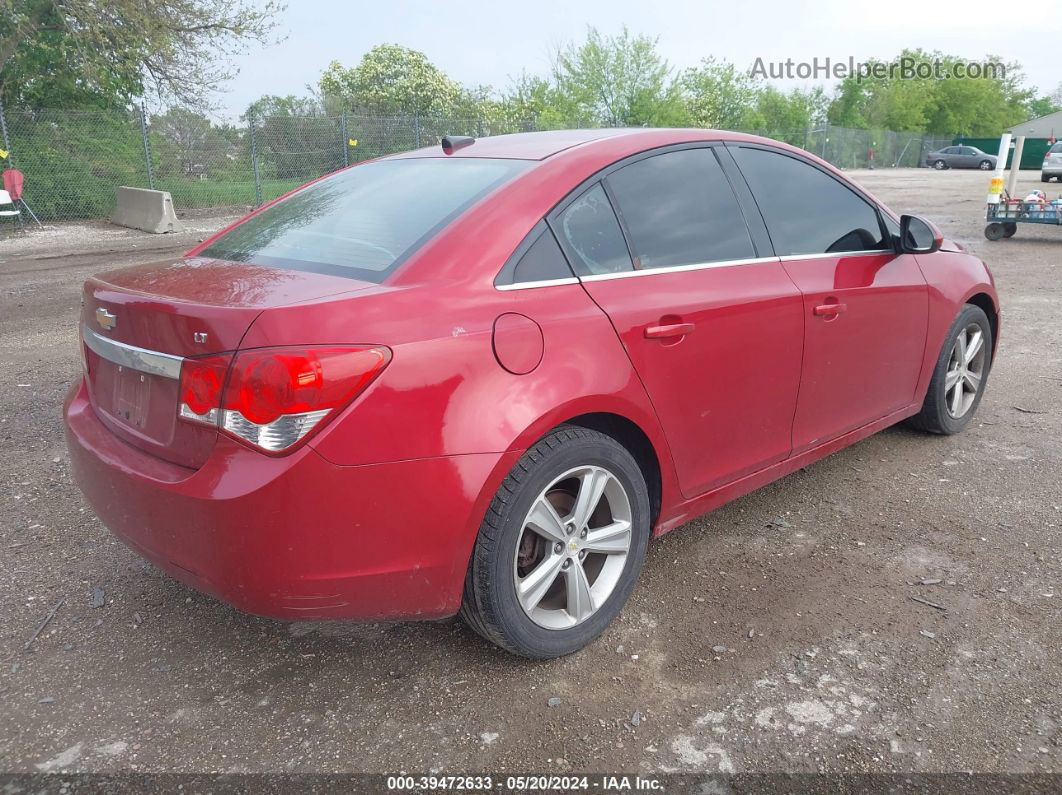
200,158 -> 530,281
1051,143 -> 1062,154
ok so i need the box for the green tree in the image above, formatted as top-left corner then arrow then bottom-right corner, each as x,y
243,94 -> 340,180
245,94 -> 326,119
755,86 -> 828,142
1026,82 -> 1062,119
152,107 -> 217,177
680,57 -> 762,130
826,50 -> 1031,135
0,0 -> 283,109
551,26 -> 687,127
319,44 -> 462,117
451,84 -> 507,127
500,72 -> 582,129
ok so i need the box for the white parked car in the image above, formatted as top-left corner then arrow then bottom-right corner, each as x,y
1042,142 -> 1062,182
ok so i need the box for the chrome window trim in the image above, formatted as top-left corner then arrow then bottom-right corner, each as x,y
495,277 -> 580,291
778,249 -> 891,262
494,249 -> 892,288
81,325 -> 184,380
579,256 -> 780,282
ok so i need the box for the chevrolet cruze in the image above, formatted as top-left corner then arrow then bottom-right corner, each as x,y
65,129 -> 999,658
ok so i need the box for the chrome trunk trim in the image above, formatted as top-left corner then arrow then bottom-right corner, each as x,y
81,325 -> 184,380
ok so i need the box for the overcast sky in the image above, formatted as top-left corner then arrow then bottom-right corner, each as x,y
213,0 -> 1059,119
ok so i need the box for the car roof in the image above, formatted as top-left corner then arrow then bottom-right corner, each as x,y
387,128 -> 736,161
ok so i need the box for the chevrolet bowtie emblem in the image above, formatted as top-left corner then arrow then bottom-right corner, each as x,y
95,307 -> 117,330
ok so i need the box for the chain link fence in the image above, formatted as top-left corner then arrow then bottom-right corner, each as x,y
0,102 -> 956,223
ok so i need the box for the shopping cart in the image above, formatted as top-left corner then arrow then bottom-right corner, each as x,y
985,191 -> 1062,240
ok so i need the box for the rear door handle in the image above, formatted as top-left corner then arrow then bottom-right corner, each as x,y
644,322 -> 695,339
813,303 -> 847,317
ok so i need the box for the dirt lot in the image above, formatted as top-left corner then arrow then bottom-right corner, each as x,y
1,170 -> 1060,777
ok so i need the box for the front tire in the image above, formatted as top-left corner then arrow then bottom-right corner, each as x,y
979,160 -> 993,170
932,159 -> 947,170
460,426 -> 650,659
909,304 -> 992,435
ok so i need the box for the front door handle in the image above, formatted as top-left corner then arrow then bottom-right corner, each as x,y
813,302 -> 847,317
644,322 -> 695,339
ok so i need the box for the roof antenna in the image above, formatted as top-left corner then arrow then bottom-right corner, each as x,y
441,135 -> 475,154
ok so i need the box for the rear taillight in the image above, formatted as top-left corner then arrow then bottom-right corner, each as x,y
178,354 -> 230,425
178,346 -> 390,453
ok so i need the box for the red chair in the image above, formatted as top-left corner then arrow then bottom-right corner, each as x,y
2,169 -> 43,227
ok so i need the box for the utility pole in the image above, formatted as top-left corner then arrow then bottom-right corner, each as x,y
139,104 -> 155,190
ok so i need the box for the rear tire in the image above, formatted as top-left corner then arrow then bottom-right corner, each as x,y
1003,223 -> 1017,238
908,304 -> 992,435
984,223 -> 1005,241
460,425 -> 650,659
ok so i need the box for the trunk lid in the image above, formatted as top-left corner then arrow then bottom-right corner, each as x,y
80,257 -> 374,468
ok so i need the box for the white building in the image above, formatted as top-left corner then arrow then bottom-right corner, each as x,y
1007,111 -> 1062,139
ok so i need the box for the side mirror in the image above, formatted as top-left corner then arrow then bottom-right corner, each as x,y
898,215 -> 943,254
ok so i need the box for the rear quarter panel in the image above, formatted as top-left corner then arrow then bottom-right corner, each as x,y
241,281 -> 675,473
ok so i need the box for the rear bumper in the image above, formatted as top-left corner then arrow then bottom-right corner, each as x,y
1042,167 -> 1062,178
64,379 -> 515,621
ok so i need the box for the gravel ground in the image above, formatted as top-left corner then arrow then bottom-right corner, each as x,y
0,170 -> 1060,776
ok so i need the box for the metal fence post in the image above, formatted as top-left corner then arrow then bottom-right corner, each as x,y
414,113 -> 422,148
340,111 -> 349,167
248,112 -> 263,207
0,98 -> 14,169
139,103 -> 155,190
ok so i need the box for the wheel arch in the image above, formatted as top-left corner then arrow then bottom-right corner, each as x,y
965,291 -> 999,357
563,412 -> 663,528
504,396 -> 676,531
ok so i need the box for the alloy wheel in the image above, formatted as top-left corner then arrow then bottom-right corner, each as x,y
513,465 -> 632,629
944,323 -> 987,418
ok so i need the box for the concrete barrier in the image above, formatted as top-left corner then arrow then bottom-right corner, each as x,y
110,187 -> 184,234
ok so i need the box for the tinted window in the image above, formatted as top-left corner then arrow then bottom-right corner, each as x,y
961,147 -> 977,155
606,148 -> 755,269
883,214 -> 900,238
733,147 -> 888,256
1050,143 -> 1062,153
556,184 -> 633,275
943,147 -> 960,154
201,158 -> 529,282
511,228 -> 574,283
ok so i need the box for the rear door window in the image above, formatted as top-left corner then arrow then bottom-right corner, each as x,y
732,147 -> 889,256
605,148 -> 755,269
200,158 -> 530,282
555,184 -> 634,276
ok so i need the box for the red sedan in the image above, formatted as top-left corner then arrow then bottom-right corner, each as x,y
65,129 -> 999,658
